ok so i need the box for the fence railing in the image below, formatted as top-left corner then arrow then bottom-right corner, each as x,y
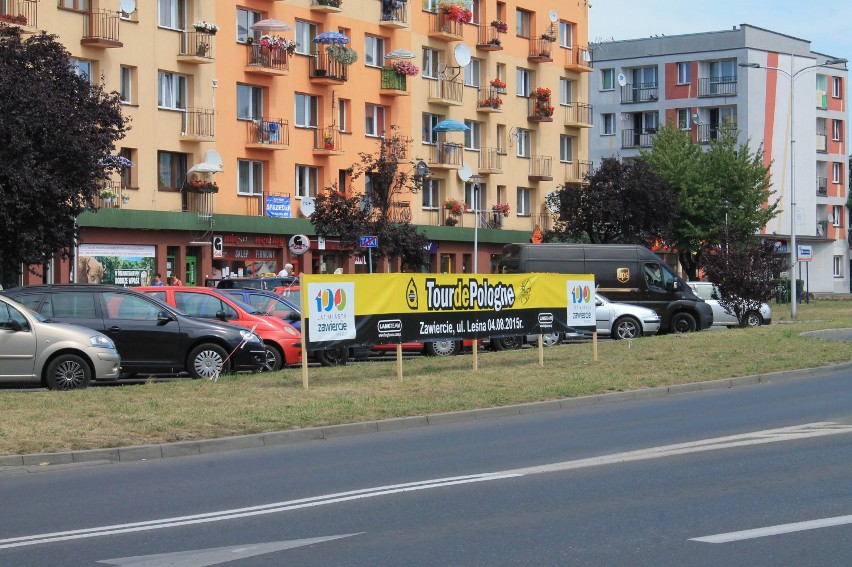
245,117 -> 290,147
182,108 -> 215,138
621,128 -> 656,148
83,9 -> 120,43
180,31 -> 215,58
247,44 -> 290,72
620,83 -> 659,103
698,76 -> 738,97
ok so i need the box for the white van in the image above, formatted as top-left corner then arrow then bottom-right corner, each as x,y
0,295 -> 120,389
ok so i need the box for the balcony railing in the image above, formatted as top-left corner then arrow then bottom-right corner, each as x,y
698,77 -> 738,97
528,155 -> 553,181
476,87 -> 504,111
380,66 -> 408,93
478,148 -> 503,174
179,31 -> 215,60
379,0 -> 407,27
427,78 -> 463,105
530,213 -> 552,232
817,177 -> 828,196
95,181 -> 131,210
428,10 -> 465,40
563,102 -> 593,127
621,128 -> 657,148
565,45 -> 592,70
528,94 -> 555,122
311,0 -> 343,12
528,36 -> 554,62
310,51 -> 348,83
81,9 -> 122,48
245,117 -> 290,149
817,134 -> 827,152
428,141 -> 463,168
182,190 -> 215,217
387,200 -> 412,223
696,123 -> 737,144
246,44 -> 290,74
181,108 -> 215,140
313,126 -> 343,153
0,0 -> 37,30
563,160 -> 592,183
620,83 -> 659,103
476,24 -> 503,50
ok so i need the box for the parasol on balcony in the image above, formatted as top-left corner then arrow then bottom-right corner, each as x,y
313,31 -> 351,45
250,19 -> 292,32
385,48 -> 416,60
432,119 -> 470,132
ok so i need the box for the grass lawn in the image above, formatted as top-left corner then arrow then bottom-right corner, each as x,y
1,300 -> 851,456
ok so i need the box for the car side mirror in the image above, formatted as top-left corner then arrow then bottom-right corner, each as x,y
215,310 -> 230,321
3,319 -> 23,332
156,311 -> 174,325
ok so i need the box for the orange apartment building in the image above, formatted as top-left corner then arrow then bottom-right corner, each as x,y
8,0 -> 590,286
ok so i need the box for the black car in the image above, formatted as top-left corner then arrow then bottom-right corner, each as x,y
2,284 -> 267,379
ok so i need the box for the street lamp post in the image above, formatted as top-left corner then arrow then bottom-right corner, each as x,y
469,175 -> 482,274
739,57 -> 847,318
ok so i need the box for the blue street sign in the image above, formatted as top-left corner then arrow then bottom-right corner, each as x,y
360,235 -> 378,248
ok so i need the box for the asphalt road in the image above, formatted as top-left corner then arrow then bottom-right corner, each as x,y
1,365 -> 851,565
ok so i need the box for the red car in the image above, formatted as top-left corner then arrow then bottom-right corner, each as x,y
137,286 -> 301,372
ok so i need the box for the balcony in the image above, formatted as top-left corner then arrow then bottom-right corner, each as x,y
528,155 -> 553,181
529,213 -> 552,232
379,66 -> 409,96
428,10 -> 465,42
817,133 -> 827,152
245,44 -> 290,76
563,160 -> 592,184
621,128 -> 656,149
563,102 -> 593,128
310,0 -> 343,13
81,9 -> 122,48
528,36 -> 554,63
180,109 -> 215,142
476,24 -> 504,51
817,177 -> 828,196
527,91 -> 555,122
427,78 -> 463,106
313,127 -> 344,155
428,141 -> 463,169
696,123 -> 736,144
620,83 -> 658,103
245,118 -> 290,150
310,51 -> 348,84
565,45 -> 592,72
178,31 -> 215,63
388,200 -> 412,223
182,190 -> 216,218
816,220 -> 828,237
379,0 -> 408,28
698,76 -> 738,97
95,181 -> 132,210
0,0 -> 37,34
478,148 -> 503,174
476,87 -> 504,113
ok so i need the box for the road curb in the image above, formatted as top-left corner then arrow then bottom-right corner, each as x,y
2,361 -> 851,475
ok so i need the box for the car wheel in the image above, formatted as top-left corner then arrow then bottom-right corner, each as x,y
742,311 -> 763,327
670,312 -> 696,333
493,336 -> 524,351
188,343 -> 229,379
261,343 -> 284,372
540,332 -> 563,347
45,354 -> 91,390
612,316 -> 641,340
424,340 -> 460,356
315,346 -> 349,367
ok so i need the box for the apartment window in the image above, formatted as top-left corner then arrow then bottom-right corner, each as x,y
423,0 -> 439,11
833,76 -> 843,98
559,21 -> 573,48
560,135 -> 573,162
237,159 -> 263,196
294,20 -> 317,55
559,78 -> 572,105
677,108 -> 691,130
365,104 -> 386,137
59,0 -> 89,12
677,61 -> 691,84
601,68 -> 614,91
468,0 -> 480,24
832,119 -> 843,141
422,48 -> 440,79
709,59 -> 735,83
236,8 -> 261,43
832,205 -> 842,227
295,93 -> 318,128
834,255 -> 844,277
465,182 -> 485,211
516,187 -> 532,216
516,68 -> 531,97
295,165 -> 318,198
69,58 -> 93,83
119,65 -> 134,104
643,111 -> 659,132
157,0 -> 185,29
119,148 -> 135,189
422,179 -> 440,209
464,120 -> 481,150
157,72 -> 186,110
157,151 -> 187,190
496,124 -> 506,154
237,84 -> 263,120
515,8 -> 530,38
464,58 -> 481,88
602,113 -> 615,135
516,128 -> 531,157
422,113 -> 442,144
338,98 -> 349,132
364,35 -> 385,67
833,162 -> 843,184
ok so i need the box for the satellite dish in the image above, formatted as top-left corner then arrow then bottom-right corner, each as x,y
617,73 -> 627,87
300,197 -> 316,217
545,191 -> 560,213
119,0 -> 137,13
458,163 -> 473,182
692,112 -> 700,124
548,10 -> 558,23
453,43 -> 471,67
358,194 -> 373,212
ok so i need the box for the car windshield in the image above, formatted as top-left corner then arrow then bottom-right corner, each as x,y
216,293 -> 262,315
1,297 -> 45,322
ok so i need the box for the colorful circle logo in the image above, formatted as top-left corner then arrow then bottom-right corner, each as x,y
570,285 -> 592,304
314,288 -> 347,312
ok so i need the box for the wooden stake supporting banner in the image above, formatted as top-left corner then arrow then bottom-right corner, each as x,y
472,340 -> 478,371
396,343 -> 403,381
538,334 -> 544,366
592,330 -> 598,361
301,312 -> 309,390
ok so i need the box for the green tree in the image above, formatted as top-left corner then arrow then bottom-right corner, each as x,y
641,125 -> 777,279
0,27 -> 128,286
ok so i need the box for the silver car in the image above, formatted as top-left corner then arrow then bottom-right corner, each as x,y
0,294 -> 120,389
687,282 -> 772,327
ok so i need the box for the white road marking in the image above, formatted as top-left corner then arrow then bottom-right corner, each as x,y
2,422 -> 851,551
691,515 -> 852,543
98,535 -> 360,566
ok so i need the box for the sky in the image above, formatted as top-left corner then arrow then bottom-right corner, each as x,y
588,0 -> 852,61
